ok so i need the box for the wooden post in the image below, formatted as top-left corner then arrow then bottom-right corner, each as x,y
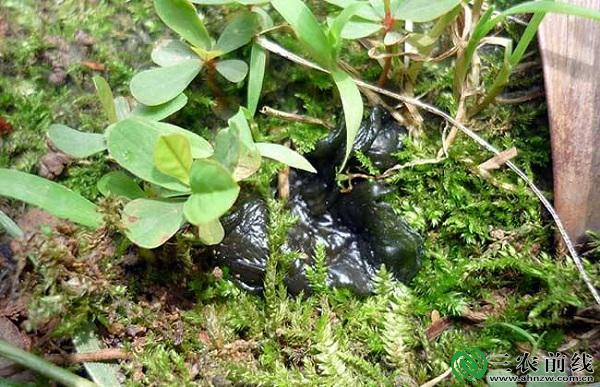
538,0 -> 600,244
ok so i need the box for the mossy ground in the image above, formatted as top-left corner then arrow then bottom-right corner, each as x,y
0,1 -> 599,386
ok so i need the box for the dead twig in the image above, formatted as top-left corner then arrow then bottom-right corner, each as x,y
420,368 -> 453,387
255,36 -> 600,306
260,106 -> 333,129
47,349 -> 131,365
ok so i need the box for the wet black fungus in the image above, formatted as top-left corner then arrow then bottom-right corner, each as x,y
212,107 -> 423,295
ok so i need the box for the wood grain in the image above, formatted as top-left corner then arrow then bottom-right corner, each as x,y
539,0 -> 600,243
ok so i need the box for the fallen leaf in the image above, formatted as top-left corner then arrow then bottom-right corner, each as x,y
479,147 -> 518,172
81,61 -> 106,71
0,117 -> 13,136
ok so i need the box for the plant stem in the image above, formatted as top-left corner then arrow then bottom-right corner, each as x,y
378,0 -> 394,87
205,60 -> 228,111
0,340 -> 96,387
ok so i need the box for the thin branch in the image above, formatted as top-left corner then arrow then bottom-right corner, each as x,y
255,36 -> 600,306
420,368 -> 453,387
260,106 -> 333,129
46,349 -> 131,365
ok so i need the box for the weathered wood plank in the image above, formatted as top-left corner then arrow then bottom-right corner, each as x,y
538,0 -> 600,243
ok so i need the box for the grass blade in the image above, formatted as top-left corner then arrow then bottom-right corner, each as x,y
332,69 -> 363,170
247,42 -> 266,116
0,209 -> 23,239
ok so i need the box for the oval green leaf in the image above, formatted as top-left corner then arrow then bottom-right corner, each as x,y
214,11 -> 259,55
215,59 -> 248,83
154,0 -> 212,49
130,59 -> 202,106
47,124 -> 106,158
114,96 -> 132,121
0,169 -> 102,229
255,142 -> 316,173
93,76 -> 118,124
154,134 -> 192,185
152,39 -> 199,67
198,218 -> 225,245
132,94 -> 188,122
98,171 -> 146,200
183,159 -> 240,225
394,0 -> 461,22
107,117 -> 212,191
122,199 -> 185,249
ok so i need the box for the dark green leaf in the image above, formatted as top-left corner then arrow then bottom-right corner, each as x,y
154,0 -> 212,49
183,159 -> 240,225
98,171 -> 146,200
131,94 -> 188,121
0,169 -> 101,229
130,59 -> 202,106
47,124 -> 106,158
122,199 -> 185,248
215,59 -> 248,83
214,11 -> 259,55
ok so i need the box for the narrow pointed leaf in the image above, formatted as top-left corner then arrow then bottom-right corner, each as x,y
130,59 -> 202,106
0,169 -> 101,229
247,43 -> 266,116
93,76 -> 118,124
255,142 -> 316,173
215,59 -> 248,83
152,39 -> 199,67
154,0 -> 212,49
154,134 -> 193,185
107,117 -> 212,191
198,219 -> 225,245
132,94 -> 188,121
122,199 -> 184,249
332,69 -> 363,170
183,159 -> 240,225
47,124 -> 106,158
214,11 -> 259,55
271,0 -> 336,69
329,2 -> 368,47
0,210 -> 24,239
98,171 -> 146,200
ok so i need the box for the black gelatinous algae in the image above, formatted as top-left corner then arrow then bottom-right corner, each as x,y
213,107 -> 423,295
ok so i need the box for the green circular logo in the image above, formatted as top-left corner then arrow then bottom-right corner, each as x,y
451,348 -> 488,383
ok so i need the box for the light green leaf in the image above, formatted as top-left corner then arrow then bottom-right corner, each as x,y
93,76 -> 118,124
329,2 -> 368,47
324,0 -> 381,21
214,11 -> 259,55
151,39 -> 199,67
252,6 -> 274,29
107,117 -> 212,191
198,218 -> 225,245
0,169 -> 101,229
130,59 -> 202,106
486,370 -> 518,387
0,209 -> 23,239
184,159 -> 240,225
271,0 -> 336,69
394,0 -> 461,22
122,199 -> 185,249
154,0 -> 212,49
47,124 -> 106,158
98,171 -> 146,200
255,142 -> 316,173
501,1 -> 600,21
332,69 -> 363,170
132,94 -> 188,121
215,59 -> 248,83
114,96 -> 132,121
154,134 -> 193,185
340,19 -> 382,39
192,0 -> 269,4
214,109 -> 261,180
247,43 -> 266,116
